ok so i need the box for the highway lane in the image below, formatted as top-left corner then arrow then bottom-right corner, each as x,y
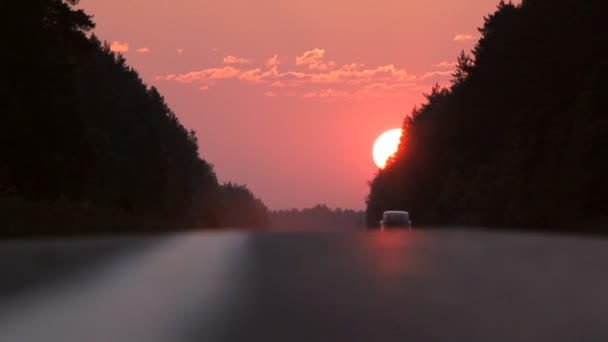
1,229 -> 607,341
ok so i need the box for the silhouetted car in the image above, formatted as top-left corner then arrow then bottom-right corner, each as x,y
380,211 -> 412,229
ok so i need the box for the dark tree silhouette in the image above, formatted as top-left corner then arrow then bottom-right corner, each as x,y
216,183 -> 270,229
0,0 -> 269,236
271,205 -> 365,231
367,0 -> 608,231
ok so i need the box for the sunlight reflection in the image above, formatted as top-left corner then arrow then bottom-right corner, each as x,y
365,230 -> 417,278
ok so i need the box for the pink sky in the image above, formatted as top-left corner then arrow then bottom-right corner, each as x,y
78,0 -> 505,210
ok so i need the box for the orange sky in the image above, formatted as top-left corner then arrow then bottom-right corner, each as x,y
78,0 -> 508,210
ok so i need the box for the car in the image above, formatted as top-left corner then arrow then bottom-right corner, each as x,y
380,211 -> 412,229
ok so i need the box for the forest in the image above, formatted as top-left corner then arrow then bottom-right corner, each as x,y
367,0 -> 607,231
0,0 -> 269,236
271,205 -> 365,231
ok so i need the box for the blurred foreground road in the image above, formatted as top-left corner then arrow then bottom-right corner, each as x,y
1,229 -> 608,341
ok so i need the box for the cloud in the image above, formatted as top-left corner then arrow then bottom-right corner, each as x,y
223,55 -> 251,65
109,41 -> 129,53
156,49 -> 423,100
296,48 -> 324,66
239,68 -> 263,82
156,66 -> 241,83
265,55 -> 280,68
295,48 -> 336,71
309,64 -> 416,85
433,61 -> 456,68
136,47 -> 150,53
270,80 -> 298,88
421,70 -> 453,79
299,83 -> 415,100
453,34 -> 475,42
301,89 -> 350,99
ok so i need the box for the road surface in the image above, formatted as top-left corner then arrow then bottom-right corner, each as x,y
1,229 -> 607,341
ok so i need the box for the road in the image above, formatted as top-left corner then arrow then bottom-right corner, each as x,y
1,229 -> 607,341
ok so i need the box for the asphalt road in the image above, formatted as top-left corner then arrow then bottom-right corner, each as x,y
1,229 -> 607,341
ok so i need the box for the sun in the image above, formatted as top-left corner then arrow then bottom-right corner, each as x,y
372,128 -> 402,168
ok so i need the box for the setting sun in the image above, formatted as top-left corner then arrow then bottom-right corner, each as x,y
372,128 -> 402,169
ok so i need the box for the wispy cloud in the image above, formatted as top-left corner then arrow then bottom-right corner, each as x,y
421,70 -> 453,79
295,49 -> 336,71
299,83 -> 417,100
159,66 -> 241,83
156,48 -> 442,100
239,68 -> 264,83
110,41 -> 129,53
433,61 -> 456,68
309,64 -> 415,85
265,55 -> 280,68
453,34 -> 476,42
223,55 -> 251,65
136,47 -> 150,53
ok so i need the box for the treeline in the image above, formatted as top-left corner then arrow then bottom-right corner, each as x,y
0,0 -> 268,236
271,205 -> 365,231
216,183 -> 270,229
367,0 -> 607,231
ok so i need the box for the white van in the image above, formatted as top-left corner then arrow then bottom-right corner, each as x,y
380,211 -> 412,229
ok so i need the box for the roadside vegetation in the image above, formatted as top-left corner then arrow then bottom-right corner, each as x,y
1,1 -> 269,237
271,205 -> 365,231
367,0 -> 607,231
